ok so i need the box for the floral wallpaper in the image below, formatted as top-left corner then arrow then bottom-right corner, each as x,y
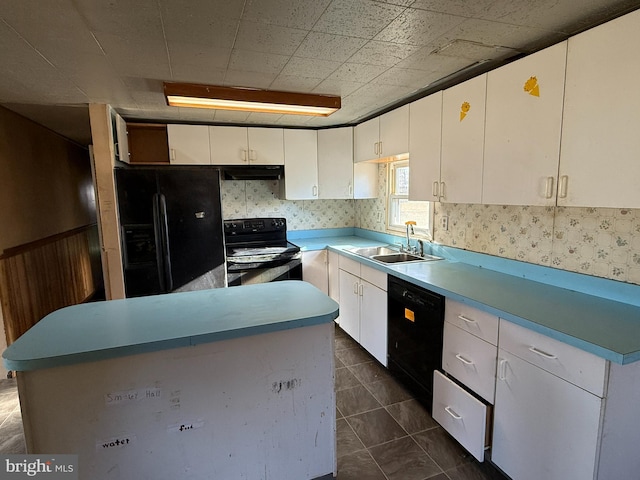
221,169 -> 640,286
220,179 -> 355,230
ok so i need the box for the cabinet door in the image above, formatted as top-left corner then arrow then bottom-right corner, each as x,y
442,322 -> 497,404
379,105 -> 409,159
327,251 -> 340,304
359,280 -> 387,366
248,128 -> 284,165
433,371 -> 488,462
283,129 -> 318,200
441,74 -> 486,204
302,250 -> 328,295
114,113 -> 130,164
409,93 -> 442,201
318,127 -> 353,199
209,126 -> 249,165
354,117 -> 380,163
559,10 -> 640,208
492,350 -> 602,480
338,270 -> 360,342
167,124 -> 210,164
353,163 -> 378,199
483,42 -> 567,206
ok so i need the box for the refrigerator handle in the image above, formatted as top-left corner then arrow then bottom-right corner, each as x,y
153,193 -> 173,292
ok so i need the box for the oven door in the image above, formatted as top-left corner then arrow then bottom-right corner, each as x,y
227,255 -> 302,287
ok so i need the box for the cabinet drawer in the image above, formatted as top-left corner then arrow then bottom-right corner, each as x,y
338,254 -> 360,276
433,370 -> 489,462
445,299 -> 498,345
360,264 -> 386,291
443,322 -> 497,404
499,320 -> 608,397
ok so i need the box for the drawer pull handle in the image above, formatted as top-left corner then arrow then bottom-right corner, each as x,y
458,315 -> 476,324
445,406 -> 462,420
455,353 -> 474,365
528,346 -> 557,359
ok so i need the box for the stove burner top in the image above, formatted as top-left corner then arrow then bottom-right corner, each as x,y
223,218 -> 301,272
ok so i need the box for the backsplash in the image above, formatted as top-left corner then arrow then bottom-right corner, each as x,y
222,169 -> 640,286
220,179 -> 355,230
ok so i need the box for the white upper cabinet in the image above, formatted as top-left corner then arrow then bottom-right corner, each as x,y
441,74 -> 487,204
379,105 -> 410,159
248,128 -> 285,165
483,42 -> 567,206
283,129 -> 318,200
559,9 -> 640,208
167,124 -> 211,164
354,105 -> 409,162
409,92 -> 442,201
114,113 -> 130,164
317,127 -> 353,199
210,126 -> 284,165
354,117 -> 380,163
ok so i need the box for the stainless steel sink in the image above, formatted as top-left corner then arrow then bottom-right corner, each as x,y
346,246 -> 398,257
345,246 -> 443,264
371,253 -> 425,263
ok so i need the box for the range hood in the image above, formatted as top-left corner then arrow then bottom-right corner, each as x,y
220,165 -> 284,181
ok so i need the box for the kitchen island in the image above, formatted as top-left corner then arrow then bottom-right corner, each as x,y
3,281 -> 338,480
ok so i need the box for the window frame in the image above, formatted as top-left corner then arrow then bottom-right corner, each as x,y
386,160 -> 434,239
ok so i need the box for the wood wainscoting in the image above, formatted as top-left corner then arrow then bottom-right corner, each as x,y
0,224 -> 101,345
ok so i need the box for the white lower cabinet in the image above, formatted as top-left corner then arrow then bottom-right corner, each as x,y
442,322 -> 497,404
433,371 -> 489,462
337,254 -> 387,365
492,349 -> 602,480
301,250 -> 328,295
435,300 -> 498,462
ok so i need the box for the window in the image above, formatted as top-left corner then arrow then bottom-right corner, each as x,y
387,160 -> 432,238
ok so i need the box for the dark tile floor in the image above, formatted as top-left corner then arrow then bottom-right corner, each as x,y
0,326 -> 509,480
334,325 -> 509,480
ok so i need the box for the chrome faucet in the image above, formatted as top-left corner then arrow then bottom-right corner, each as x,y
404,221 -> 416,253
417,239 -> 424,257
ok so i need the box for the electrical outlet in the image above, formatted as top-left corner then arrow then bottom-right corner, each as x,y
441,216 -> 449,231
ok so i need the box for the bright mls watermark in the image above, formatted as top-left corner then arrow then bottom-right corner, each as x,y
0,455 -> 77,479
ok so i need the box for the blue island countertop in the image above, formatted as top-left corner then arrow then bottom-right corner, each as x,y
3,281 -> 339,372
295,233 -> 640,365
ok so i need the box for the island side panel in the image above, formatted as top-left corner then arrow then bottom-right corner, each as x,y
17,322 -> 335,480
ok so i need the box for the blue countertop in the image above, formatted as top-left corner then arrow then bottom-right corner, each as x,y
296,234 -> 640,365
2,281 -> 339,372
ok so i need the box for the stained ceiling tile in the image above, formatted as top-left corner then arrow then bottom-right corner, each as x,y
234,21 -> 308,56
348,40 -> 422,66
312,79 -> 366,97
312,0 -> 407,39
280,57 -> 342,78
294,32 -> 368,62
325,62 -> 389,84
168,42 -> 231,70
375,8 -> 466,45
434,18 -> 549,52
213,110 -> 251,123
475,0 -> 633,34
372,67 -> 431,89
269,75 -> 323,92
223,70 -> 279,89
76,0 -> 165,41
243,0 -> 332,30
228,50 -> 290,75
409,0 -> 496,17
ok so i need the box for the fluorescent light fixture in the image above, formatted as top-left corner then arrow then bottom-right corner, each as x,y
164,82 -> 340,116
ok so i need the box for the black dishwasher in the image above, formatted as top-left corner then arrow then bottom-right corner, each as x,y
387,276 -> 445,412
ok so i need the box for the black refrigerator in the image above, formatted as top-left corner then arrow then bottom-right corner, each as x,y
115,166 -> 226,297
